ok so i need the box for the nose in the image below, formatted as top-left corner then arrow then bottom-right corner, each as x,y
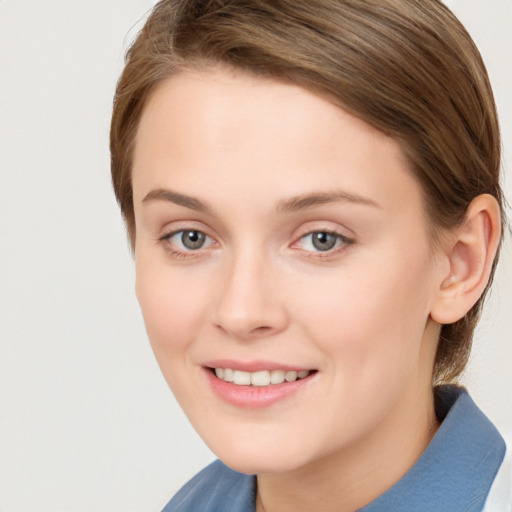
213,250 -> 289,340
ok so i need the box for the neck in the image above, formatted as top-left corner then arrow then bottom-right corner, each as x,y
256,383 -> 439,512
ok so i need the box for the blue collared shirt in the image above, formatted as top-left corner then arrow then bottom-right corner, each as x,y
162,386 -> 508,512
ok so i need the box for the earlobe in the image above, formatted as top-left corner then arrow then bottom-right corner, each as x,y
430,194 -> 501,325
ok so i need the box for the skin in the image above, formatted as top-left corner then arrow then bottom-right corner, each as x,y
131,67 -> 470,511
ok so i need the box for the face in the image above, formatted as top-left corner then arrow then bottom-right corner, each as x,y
132,67 -> 445,475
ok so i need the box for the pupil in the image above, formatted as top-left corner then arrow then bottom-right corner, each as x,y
312,232 -> 336,251
182,230 -> 205,249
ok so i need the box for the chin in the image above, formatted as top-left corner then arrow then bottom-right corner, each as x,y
218,452 -> 305,476
204,433 -> 316,476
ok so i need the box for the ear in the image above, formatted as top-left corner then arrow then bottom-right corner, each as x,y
430,194 -> 501,325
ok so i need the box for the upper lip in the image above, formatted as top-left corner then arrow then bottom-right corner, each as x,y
203,359 -> 315,373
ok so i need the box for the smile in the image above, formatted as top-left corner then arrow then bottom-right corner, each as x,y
204,363 -> 318,408
214,368 -> 311,386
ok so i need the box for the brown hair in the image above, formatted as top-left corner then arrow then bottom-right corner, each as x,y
110,0 -> 504,383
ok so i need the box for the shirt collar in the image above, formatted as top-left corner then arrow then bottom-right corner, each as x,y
177,386 -> 505,512
359,386 -> 506,512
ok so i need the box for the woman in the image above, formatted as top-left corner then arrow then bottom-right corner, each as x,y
110,1 -> 510,510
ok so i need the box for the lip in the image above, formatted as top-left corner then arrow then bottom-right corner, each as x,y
202,362 -> 317,409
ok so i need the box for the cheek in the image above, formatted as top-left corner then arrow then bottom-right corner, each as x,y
284,254 -> 435,441
293,250 -> 434,376
134,258 -> 208,361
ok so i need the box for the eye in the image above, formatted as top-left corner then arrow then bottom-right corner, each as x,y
296,231 -> 351,252
162,229 -> 214,251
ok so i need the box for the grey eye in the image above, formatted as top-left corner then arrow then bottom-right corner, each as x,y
180,230 -> 206,250
311,232 -> 338,251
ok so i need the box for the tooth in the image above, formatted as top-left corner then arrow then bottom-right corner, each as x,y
270,369 -> 285,384
233,370 -> 251,386
217,367 -> 310,386
285,370 -> 298,382
251,370 -> 270,387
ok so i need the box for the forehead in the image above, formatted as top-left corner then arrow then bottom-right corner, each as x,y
135,66 -> 397,156
132,67 -> 424,222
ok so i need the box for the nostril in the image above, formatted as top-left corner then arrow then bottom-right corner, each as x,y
253,326 -> 272,333
247,325 -> 277,338
214,322 -> 276,338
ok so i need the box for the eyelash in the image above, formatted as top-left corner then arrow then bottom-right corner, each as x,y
158,228 -> 354,260
292,230 -> 354,260
158,229 -> 216,259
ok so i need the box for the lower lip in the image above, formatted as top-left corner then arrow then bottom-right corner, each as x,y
204,368 -> 315,409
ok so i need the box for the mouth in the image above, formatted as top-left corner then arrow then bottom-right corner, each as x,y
211,367 -> 314,387
203,361 -> 318,408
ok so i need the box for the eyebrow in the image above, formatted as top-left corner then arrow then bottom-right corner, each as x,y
275,190 -> 380,213
142,188 -> 379,214
142,188 -> 211,213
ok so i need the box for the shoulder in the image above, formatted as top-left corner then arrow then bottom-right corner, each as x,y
161,460 -> 256,512
482,437 -> 512,512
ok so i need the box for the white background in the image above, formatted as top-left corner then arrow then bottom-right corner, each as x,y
0,1 -> 510,511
